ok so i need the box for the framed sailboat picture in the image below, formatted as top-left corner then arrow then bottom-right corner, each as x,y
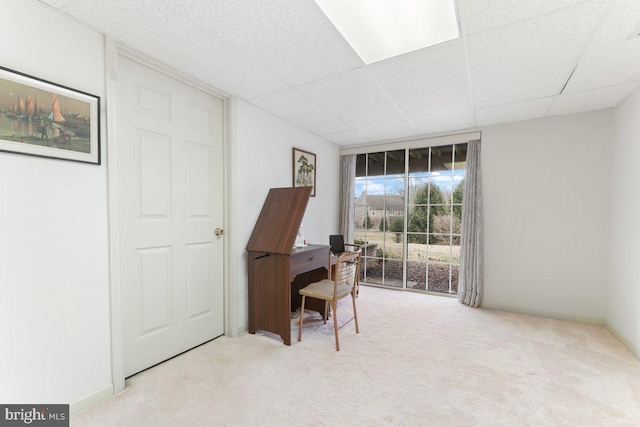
0,66 -> 100,164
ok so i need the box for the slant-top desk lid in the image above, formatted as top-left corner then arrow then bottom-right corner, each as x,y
246,186 -> 312,255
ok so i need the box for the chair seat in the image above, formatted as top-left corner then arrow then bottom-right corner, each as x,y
299,279 -> 352,301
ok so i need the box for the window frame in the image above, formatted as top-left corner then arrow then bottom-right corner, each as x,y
353,141 -> 467,294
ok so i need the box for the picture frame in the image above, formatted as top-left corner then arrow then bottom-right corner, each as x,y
0,65 -> 100,165
292,147 -> 316,197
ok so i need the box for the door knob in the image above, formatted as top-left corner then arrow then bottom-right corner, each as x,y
215,227 -> 224,236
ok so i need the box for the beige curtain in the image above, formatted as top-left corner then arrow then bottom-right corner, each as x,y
458,140 -> 483,307
339,155 -> 356,244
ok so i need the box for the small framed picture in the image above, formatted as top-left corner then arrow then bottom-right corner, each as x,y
292,147 -> 316,197
0,65 -> 100,164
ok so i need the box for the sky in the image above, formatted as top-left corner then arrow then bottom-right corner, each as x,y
355,170 -> 465,199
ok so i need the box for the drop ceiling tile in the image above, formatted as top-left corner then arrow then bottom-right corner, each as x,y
358,121 -> 418,143
468,0 -> 607,108
410,111 -> 476,135
368,40 -> 472,120
548,82 -> 640,116
168,0 -> 363,86
156,0 -> 226,39
65,0 -> 288,99
476,97 -> 554,126
463,0 -> 589,35
297,68 -> 405,128
322,130 -> 371,146
169,31 -> 289,99
563,0 -> 640,93
249,88 -> 351,135
37,0 -> 70,8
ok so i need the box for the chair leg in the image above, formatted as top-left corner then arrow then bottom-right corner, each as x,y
352,293 -> 359,334
298,295 -> 306,342
323,301 -> 328,324
332,302 -> 340,351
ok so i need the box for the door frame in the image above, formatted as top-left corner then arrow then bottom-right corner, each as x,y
105,39 -> 234,393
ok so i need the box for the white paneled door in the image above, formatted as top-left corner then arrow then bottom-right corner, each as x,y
117,56 -> 224,377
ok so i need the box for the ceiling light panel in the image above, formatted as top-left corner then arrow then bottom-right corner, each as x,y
314,0 -> 459,64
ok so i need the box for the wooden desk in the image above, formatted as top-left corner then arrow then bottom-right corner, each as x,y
248,244 -> 330,345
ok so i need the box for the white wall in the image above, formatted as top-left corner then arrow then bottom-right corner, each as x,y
0,0 -> 112,408
482,111 -> 613,322
227,98 -> 340,332
605,88 -> 640,356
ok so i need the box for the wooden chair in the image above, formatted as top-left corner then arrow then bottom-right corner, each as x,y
297,250 -> 361,351
329,236 -> 361,295
343,243 -> 361,295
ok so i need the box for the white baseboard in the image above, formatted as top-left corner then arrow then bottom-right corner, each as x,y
70,384 -> 114,415
481,302 -> 604,325
604,320 -> 640,360
224,323 -> 248,337
235,323 -> 248,335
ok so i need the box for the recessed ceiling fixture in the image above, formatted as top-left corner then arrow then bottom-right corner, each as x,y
314,0 -> 460,64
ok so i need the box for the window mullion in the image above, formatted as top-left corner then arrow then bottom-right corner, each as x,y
402,148 -> 409,291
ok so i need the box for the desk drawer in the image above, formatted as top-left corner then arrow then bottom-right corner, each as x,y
290,246 -> 328,277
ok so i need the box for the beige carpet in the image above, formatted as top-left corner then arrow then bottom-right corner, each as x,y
74,286 -> 640,426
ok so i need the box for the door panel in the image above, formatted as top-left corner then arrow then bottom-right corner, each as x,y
187,143 -> 212,217
186,242 -> 213,319
118,56 -> 224,377
137,131 -> 172,217
138,247 -> 172,334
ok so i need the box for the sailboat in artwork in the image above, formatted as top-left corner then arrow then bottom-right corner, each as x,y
48,93 -> 66,122
25,95 -> 35,121
32,97 -> 41,123
16,96 -> 29,121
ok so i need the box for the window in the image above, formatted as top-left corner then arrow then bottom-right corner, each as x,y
355,150 -> 405,288
354,144 -> 467,294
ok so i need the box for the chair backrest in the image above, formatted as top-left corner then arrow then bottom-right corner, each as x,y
334,250 -> 361,291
